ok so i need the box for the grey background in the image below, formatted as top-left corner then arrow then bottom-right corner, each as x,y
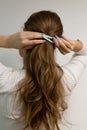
0,0 -> 87,130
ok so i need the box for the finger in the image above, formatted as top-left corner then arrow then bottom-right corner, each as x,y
58,47 -> 67,55
24,31 -> 43,39
53,37 -> 60,48
61,36 -> 73,45
29,39 -> 45,45
56,38 -> 71,53
59,42 -> 71,53
61,38 -> 73,50
53,37 -> 70,54
22,39 -> 44,46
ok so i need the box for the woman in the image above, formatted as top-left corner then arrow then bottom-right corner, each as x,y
0,10 -> 87,130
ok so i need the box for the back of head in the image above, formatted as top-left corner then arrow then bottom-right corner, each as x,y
24,10 -> 63,36
17,11 -> 67,130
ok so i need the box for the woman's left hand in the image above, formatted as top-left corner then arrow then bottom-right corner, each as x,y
7,31 -> 44,49
53,36 -> 75,55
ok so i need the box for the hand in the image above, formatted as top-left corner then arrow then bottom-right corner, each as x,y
7,31 -> 44,49
53,36 -> 83,55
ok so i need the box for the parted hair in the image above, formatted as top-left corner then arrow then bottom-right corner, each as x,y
16,10 -> 67,130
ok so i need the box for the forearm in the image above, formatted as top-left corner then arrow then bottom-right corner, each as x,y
0,35 -> 9,48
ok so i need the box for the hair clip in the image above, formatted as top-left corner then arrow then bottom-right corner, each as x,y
42,33 -> 54,44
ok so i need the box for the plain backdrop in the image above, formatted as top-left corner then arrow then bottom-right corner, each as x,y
0,0 -> 87,130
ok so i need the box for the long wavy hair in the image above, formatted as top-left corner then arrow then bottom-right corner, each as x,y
16,10 -> 67,130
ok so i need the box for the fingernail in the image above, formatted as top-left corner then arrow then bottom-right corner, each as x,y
52,36 -> 56,41
43,39 -> 47,43
55,35 -> 59,39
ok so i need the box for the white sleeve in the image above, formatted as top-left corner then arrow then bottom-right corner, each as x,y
0,62 -> 8,75
0,62 -> 25,93
61,44 -> 87,94
0,63 -> 12,91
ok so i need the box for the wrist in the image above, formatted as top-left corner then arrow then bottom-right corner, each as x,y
73,40 -> 83,52
0,35 -> 9,48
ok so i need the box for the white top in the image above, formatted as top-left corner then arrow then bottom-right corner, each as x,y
0,44 -> 87,130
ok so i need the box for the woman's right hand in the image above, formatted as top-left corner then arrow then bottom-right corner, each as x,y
53,36 -> 83,55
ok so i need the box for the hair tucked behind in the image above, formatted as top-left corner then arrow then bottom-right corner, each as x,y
16,10 -> 67,130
